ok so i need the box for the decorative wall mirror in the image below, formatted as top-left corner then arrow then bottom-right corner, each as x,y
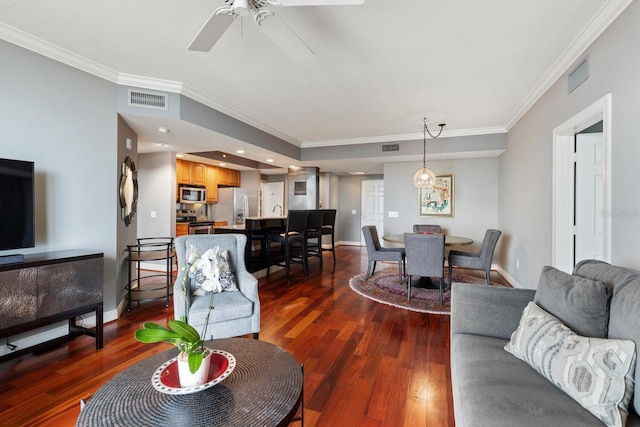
119,156 -> 138,226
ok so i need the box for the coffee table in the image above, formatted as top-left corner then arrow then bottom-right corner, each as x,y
76,338 -> 303,427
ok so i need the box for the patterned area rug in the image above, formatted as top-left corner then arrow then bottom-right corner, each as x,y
349,269 -> 495,315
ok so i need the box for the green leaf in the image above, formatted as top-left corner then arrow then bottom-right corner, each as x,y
188,351 -> 204,374
134,328 -> 181,343
142,322 -> 170,331
168,319 -> 200,343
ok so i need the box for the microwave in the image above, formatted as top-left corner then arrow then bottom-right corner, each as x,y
179,185 -> 206,204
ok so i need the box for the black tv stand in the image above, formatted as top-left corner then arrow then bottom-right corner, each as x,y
0,250 -> 104,362
0,253 -> 24,266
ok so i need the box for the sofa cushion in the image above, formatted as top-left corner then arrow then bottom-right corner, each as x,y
534,265 -> 610,337
504,302 -> 636,427
452,333 -> 609,427
573,259 -> 640,412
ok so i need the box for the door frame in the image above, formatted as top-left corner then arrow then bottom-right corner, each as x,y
552,94 -> 612,272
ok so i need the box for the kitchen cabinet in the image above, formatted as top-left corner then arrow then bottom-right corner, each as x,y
176,159 -> 206,186
205,166 -> 218,203
216,167 -> 241,187
176,223 -> 189,237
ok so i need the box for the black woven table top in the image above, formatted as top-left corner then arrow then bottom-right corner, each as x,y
76,338 -> 303,427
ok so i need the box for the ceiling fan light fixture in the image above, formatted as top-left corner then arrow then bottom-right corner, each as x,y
233,0 -> 251,16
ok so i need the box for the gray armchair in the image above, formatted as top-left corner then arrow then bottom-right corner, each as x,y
173,234 -> 260,340
404,232 -> 446,304
448,229 -> 501,286
361,225 -> 405,284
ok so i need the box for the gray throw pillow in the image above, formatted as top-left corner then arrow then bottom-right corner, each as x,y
534,265 -> 610,337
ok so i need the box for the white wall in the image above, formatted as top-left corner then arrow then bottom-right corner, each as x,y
499,1 -> 640,287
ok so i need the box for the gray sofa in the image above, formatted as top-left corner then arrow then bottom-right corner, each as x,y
451,260 -> 640,427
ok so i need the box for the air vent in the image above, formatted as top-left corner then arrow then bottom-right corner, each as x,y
568,55 -> 589,94
382,144 -> 399,152
128,89 -> 168,110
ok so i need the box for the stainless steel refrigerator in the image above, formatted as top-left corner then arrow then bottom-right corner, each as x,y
216,188 -> 249,225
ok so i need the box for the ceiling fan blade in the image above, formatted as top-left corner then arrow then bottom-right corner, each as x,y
270,0 -> 364,5
188,11 -> 236,52
255,10 -> 314,63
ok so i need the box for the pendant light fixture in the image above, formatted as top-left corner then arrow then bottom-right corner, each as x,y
413,117 -> 446,188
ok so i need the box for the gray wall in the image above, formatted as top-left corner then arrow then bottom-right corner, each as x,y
338,174 -> 383,244
0,40 -> 127,317
384,158 -> 500,255
137,152 -> 176,239
499,0 -> 640,287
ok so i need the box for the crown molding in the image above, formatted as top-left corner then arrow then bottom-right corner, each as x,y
0,22 -> 119,83
117,73 -> 183,93
300,126 -> 507,148
504,0 -> 633,130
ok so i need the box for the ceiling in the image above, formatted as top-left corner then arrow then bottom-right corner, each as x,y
0,0 -> 626,174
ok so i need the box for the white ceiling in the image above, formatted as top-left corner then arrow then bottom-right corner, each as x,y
0,0 -> 627,174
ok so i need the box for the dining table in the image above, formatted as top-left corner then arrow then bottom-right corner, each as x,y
381,233 -> 474,246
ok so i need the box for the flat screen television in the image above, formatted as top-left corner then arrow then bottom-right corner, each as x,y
0,158 -> 35,252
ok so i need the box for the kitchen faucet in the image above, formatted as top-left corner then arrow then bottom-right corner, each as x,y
272,204 -> 283,216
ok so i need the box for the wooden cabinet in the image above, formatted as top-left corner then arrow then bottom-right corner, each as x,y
227,169 -> 241,187
176,223 -> 189,237
0,251 -> 104,361
176,159 -> 206,186
205,166 -> 218,203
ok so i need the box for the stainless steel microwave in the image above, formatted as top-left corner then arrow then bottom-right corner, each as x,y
179,185 -> 206,204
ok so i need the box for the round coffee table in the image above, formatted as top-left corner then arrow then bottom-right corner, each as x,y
76,338 -> 303,427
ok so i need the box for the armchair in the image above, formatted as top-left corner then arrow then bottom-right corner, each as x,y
173,234 -> 260,340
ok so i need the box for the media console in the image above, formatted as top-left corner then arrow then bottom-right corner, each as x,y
0,250 -> 104,361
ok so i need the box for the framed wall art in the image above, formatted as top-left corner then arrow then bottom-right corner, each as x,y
419,174 -> 454,217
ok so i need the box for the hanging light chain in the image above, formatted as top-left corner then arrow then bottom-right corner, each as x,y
422,117 -> 446,167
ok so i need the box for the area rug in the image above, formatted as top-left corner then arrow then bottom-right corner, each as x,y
349,269 -> 496,315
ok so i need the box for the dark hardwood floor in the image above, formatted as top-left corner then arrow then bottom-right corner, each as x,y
0,246 -> 508,426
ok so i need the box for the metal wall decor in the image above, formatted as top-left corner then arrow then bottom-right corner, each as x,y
119,156 -> 138,226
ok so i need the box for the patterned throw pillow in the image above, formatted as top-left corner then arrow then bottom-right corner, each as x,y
191,248 -> 238,296
504,302 -> 636,427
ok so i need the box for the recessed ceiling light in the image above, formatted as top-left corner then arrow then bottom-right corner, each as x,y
176,154 -> 184,158
266,158 -> 274,162
157,127 -> 169,134
219,162 -> 226,167
236,149 -> 245,154
157,142 -> 167,148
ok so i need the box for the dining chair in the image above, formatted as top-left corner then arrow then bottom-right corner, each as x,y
448,229 -> 502,286
272,210 -> 309,282
320,209 -> 337,264
404,232 -> 446,304
361,225 -> 405,284
412,224 -> 442,233
305,209 -> 324,269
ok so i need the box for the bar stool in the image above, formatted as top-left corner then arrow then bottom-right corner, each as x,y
320,209 -> 337,264
126,237 -> 175,311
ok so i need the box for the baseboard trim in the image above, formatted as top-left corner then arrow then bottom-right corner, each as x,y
494,264 -> 523,288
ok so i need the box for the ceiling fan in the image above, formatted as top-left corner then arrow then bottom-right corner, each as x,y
188,0 -> 365,62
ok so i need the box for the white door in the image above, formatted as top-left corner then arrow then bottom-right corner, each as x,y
361,179 -> 384,245
261,182 -> 284,217
575,132 -> 605,263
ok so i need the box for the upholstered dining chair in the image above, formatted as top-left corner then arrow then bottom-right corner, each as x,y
404,232 -> 446,304
412,224 -> 442,233
448,229 -> 502,286
361,225 -> 405,284
173,234 -> 260,340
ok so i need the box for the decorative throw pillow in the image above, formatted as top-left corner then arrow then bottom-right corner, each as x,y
187,246 -> 238,296
534,265 -> 610,337
504,302 -> 636,427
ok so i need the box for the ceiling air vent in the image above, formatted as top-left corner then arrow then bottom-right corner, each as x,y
382,144 -> 399,152
128,89 -> 168,110
568,55 -> 589,94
